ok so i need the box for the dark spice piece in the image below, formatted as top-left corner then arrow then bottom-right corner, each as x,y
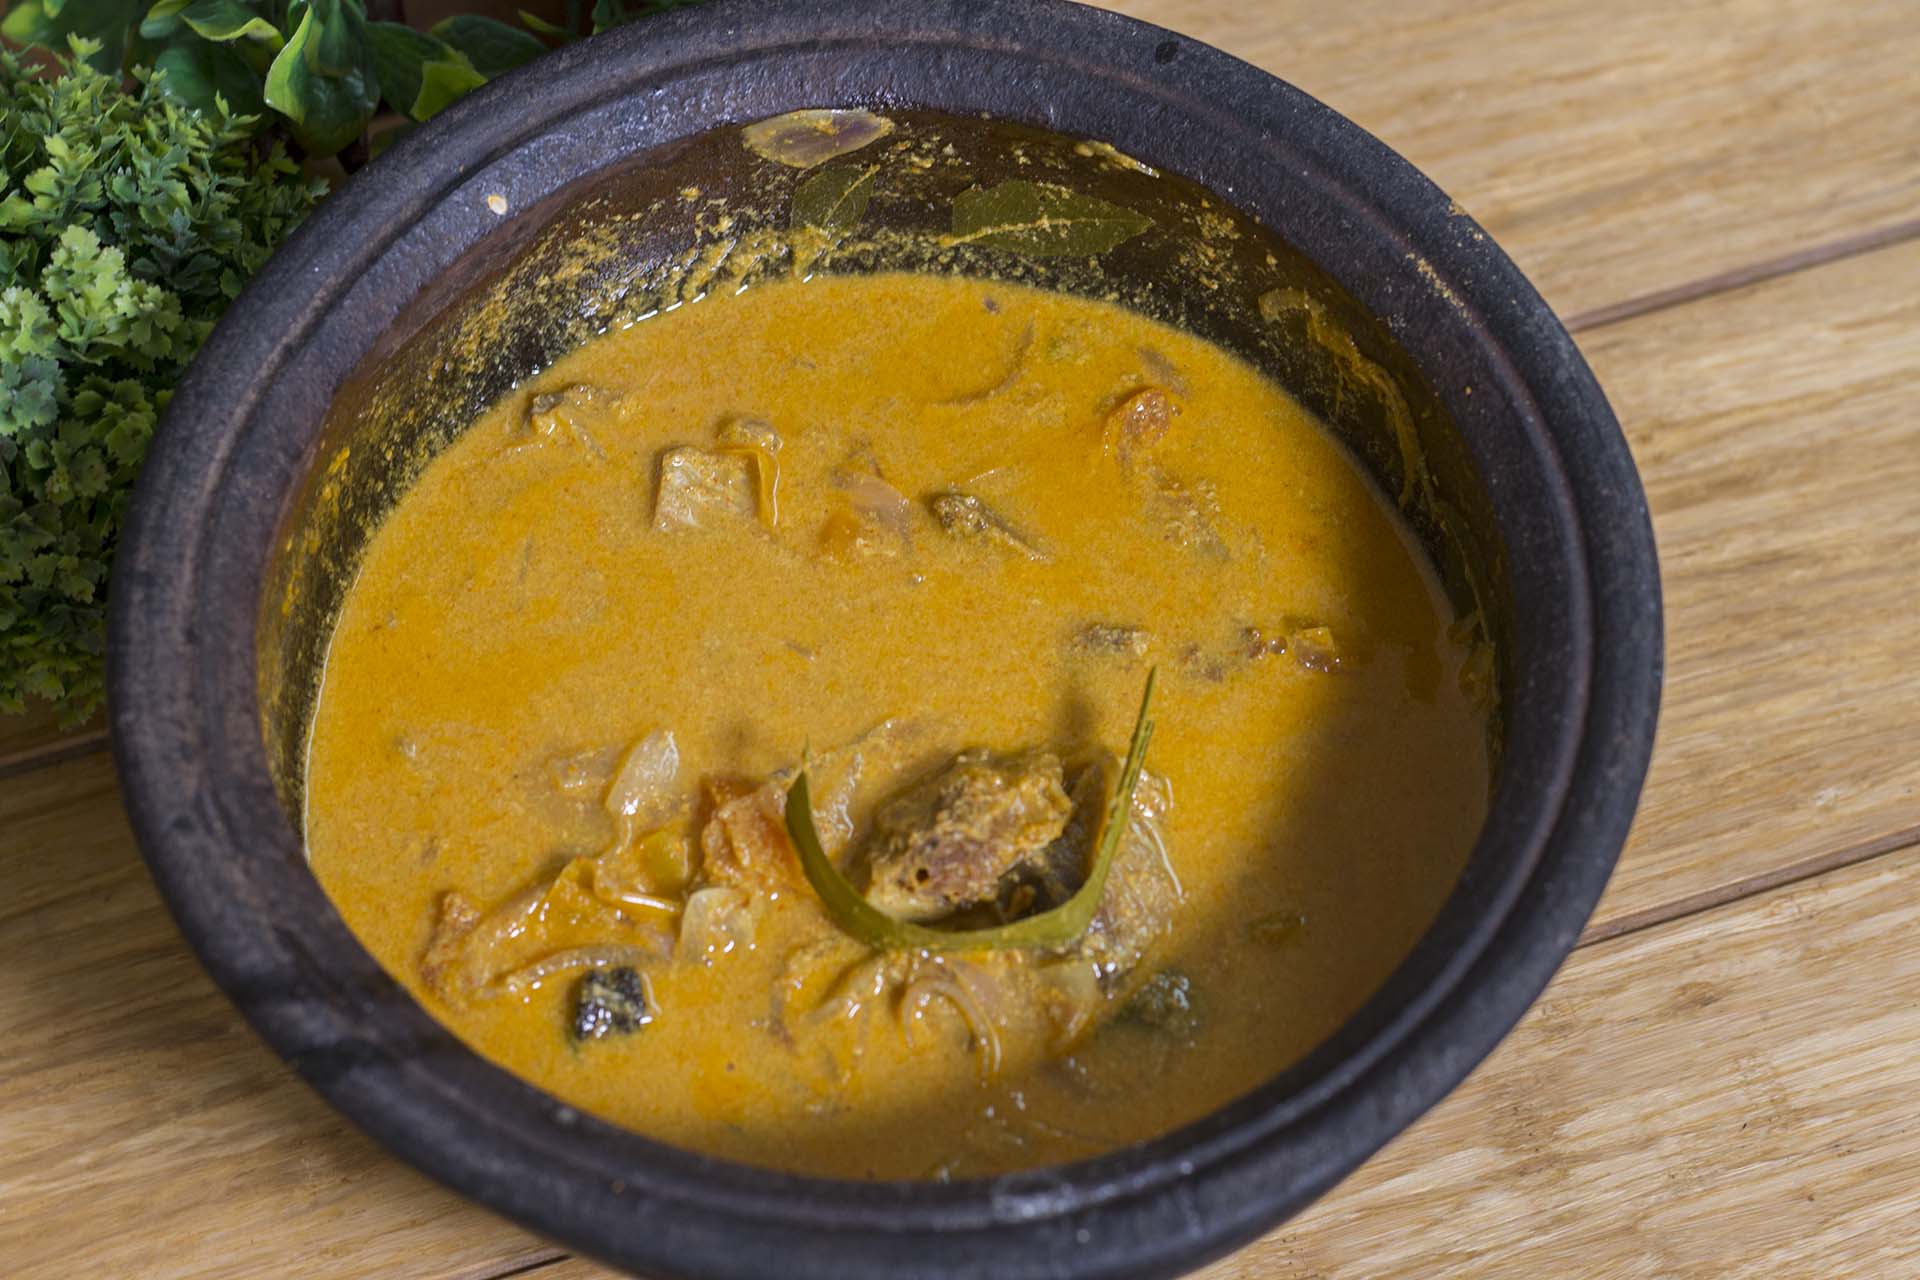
571,966 -> 651,1042
1123,968 -> 1199,1038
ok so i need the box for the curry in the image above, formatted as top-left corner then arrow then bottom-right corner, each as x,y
303,270 -> 1488,1180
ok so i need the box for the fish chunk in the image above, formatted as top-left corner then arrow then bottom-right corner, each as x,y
864,750 -> 1075,921
654,446 -> 758,531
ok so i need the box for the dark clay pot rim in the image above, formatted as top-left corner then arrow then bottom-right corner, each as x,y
108,2 -> 1662,1277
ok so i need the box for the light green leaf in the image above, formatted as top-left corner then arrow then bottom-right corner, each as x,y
366,21 -> 480,121
789,163 -> 877,235
431,13 -> 545,77
153,37 -> 266,116
176,0 -> 283,50
517,9 -> 572,40
410,55 -> 484,119
949,180 -> 1154,259
263,0 -> 378,155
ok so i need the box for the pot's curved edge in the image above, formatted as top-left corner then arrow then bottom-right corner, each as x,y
108,1 -> 1663,1277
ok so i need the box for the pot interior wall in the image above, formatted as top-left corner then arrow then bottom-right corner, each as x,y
257,109 -> 1508,822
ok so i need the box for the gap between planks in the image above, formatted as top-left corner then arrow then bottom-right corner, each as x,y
1561,215 -> 1920,333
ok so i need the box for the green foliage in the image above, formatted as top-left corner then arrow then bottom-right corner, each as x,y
430,14 -> 543,77
9,0 -> 719,159
0,43 -> 324,720
262,0 -> 382,154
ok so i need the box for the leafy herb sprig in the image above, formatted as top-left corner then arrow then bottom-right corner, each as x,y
784,669 -> 1159,952
1,42 -> 324,718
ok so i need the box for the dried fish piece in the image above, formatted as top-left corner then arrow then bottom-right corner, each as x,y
1071,622 -> 1150,661
929,490 -> 1047,560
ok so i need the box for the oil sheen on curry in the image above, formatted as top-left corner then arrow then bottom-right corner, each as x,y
305,271 -> 1488,1180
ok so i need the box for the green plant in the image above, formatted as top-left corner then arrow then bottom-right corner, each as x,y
4,0 -> 705,161
1,41 -> 324,719
3,0 -> 549,157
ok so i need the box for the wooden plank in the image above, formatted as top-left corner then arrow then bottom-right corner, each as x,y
499,843 -> 1920,1280
0,706 -> 103,778
5,241 -> 1918,1276
0,754 -> 557,1280
1579,238 -> 1920,931
1095,0 -> 1920,320
1198,844 -> 1920,1277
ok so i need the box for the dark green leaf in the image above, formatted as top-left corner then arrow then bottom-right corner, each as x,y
263,0 -> 378,154
301,0 -> 354,74
366,20 -> 434,106
950,180 -> 1154,258
785,669 -> 1158,953
138,0 -> 191,38
589,0 -> 703,30
153,37 -> 265,115
366,21 -> 480,121
432,13 -> 544,75
4,0 -> 146,70
790,163 -> 877,235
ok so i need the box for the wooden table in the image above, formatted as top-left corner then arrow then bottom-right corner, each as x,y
5,2 -> 1919,1275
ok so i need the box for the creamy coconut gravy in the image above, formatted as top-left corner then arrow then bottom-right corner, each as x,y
303,270 -> 1487,1179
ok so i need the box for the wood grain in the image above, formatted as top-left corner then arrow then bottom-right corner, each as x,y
1581,238 -> 1920,932
1198,844 -> 1920,1278
508,842 -> 1920,1280
1094,0 -> 1920,320
0,706 -> 102,778
0,755 -> 557,1280
4,236 -> 1918,1280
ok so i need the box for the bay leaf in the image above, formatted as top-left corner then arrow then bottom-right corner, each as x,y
790,163 -> 878,235
742,108 -> 894,169
949,181 -> 1153,258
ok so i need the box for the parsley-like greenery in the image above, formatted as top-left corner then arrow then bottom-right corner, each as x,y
1,41 -> 323,720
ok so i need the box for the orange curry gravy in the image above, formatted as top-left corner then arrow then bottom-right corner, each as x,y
304,271 -> 1487,1179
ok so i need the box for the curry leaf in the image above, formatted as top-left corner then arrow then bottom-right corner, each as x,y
949,180 -> 1154,258
153,36 -> 265,115
431,14 -> 545,77
790,163 -> 877,235
785,669 -> 1158,953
